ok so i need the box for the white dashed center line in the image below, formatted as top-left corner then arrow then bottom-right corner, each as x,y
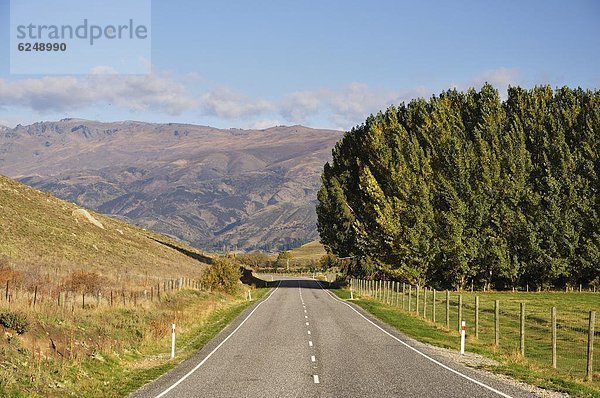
300,281 -> 320,387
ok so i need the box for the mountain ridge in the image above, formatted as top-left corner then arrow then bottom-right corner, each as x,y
0,119 -> 343,251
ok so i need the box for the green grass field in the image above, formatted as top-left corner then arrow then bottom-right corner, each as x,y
333,283 -> 600,398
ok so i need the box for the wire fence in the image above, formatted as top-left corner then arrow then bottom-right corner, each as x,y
0,275 -> 205,314
351,278 -> 599,383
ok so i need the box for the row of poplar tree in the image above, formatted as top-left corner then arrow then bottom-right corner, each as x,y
317,84 -> 599,290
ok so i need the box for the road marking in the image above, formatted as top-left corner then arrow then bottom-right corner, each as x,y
306,322 -> 309,326
309,340 -> 313,347
305,315 -> 308,319
317,283 -> 514,398
304,309 -> 307,313
153,282 -> 282,398
313,375 -> 320,384
311,355 -> 316,362
307,330 -> 311,335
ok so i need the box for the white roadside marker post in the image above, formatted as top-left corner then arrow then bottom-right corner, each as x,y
460,320 -> 466,355
171,323 -> 176,359
249,290 -> 252,301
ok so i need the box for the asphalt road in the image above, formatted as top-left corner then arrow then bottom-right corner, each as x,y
131,278 -> 536,398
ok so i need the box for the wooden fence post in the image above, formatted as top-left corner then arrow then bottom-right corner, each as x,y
586,310 -> 596,381
551,307 -> 557,369
520,302 -> 525,356
33,286 -> 38,309
402,283 -> 405,309
475,296 -> 479,339
385,281 -> 389,304
432,289 -> 436,323
495,300 -> 500,347
423,287 -> 428,319
416,285 -> 420,316
446,290 -> 450,329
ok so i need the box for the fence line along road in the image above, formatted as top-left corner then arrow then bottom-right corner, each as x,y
352,278 -> 598,383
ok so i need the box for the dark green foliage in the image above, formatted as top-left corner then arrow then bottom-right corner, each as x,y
0,311 -> 29,334
317,85 -> 600,289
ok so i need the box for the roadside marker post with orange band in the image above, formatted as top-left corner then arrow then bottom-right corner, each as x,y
460,321 -> 466,355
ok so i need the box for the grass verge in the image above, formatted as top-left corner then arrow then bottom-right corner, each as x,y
0,287 -> 269,397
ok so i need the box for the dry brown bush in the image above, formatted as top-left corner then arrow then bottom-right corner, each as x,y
0,257 -> 23,286
64,270 -> 108,294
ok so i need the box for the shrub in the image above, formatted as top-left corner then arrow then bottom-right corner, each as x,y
237,252 -> 272,268
0,311 -> 29,334
64,270 -> 107,294
0,260 -> 23,286
202,257 -> 241,294
319,253 -> 338,270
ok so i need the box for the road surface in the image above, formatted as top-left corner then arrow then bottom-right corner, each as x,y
131,278 -> 536,398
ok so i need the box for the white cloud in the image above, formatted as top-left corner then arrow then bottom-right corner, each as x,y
451,67 -> 521,98
0,73 -> 198,115
475,67 -> 520,88
247,119 -> 282,130
277,83 -> 430,130
280,90 -> 324,123
89,65 -> 119,75
201,87 -> 273,119
0,67 -> 523,130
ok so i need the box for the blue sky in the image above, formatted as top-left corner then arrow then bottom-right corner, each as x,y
0,0 -> 599,130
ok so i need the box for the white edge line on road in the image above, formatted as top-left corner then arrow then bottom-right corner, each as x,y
317,282 -> 514,398
154,282 -> 282,398
313,375 -> 320,384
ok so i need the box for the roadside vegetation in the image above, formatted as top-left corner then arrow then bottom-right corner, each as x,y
331,287 -> 600,398
0,175 -> 265,397
237,240 -> 337,275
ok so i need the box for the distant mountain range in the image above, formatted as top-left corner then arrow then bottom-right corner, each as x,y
0,119 -> 342,251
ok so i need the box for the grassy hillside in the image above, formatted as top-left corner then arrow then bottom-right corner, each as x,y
287,240 -> 327,261
0,174 -> 264,397
0,174 -> 210,278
